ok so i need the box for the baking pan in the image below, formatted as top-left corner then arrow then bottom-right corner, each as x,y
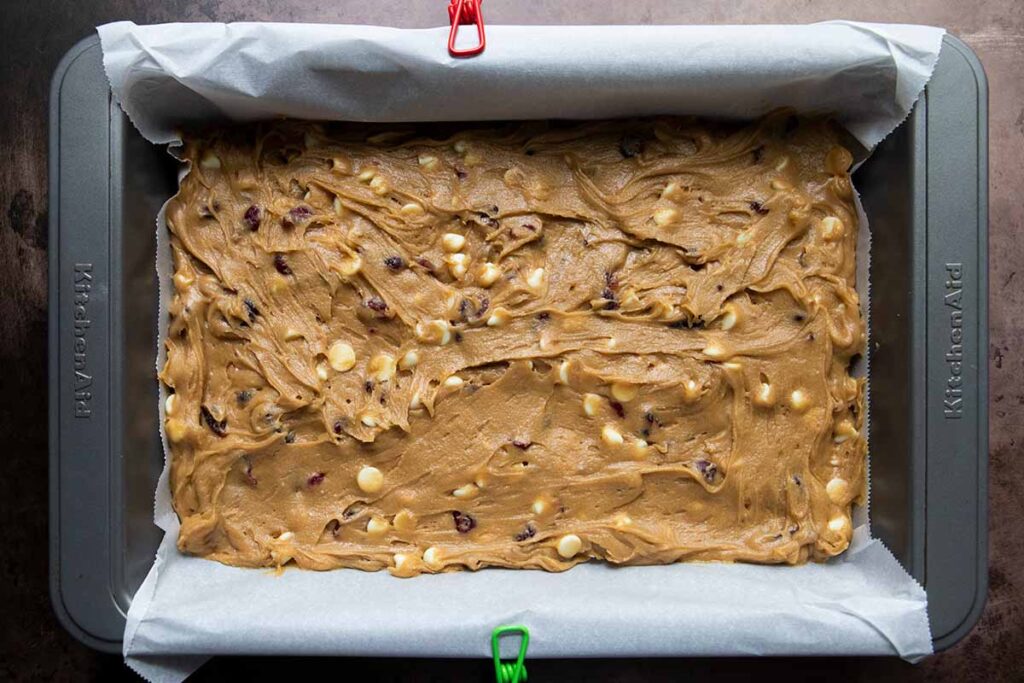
49,33 -> 988,654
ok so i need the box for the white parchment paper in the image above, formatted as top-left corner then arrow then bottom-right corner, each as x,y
96,20 -> 944,682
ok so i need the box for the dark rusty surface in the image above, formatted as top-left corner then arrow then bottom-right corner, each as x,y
1,1 -> 1020,680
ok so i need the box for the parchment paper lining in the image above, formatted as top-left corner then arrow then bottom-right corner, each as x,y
96,20 -> 943,682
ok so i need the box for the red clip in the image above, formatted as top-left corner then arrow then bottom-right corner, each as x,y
447,0 -> 486,58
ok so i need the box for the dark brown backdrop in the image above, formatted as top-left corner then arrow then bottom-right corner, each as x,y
2,1 -> 1021,681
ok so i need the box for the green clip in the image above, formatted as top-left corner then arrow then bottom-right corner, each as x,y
491,624 -> 529,683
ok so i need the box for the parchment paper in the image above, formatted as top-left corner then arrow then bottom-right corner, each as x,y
97,20 -> 944,682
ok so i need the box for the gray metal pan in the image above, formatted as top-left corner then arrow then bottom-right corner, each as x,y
48,33 -> 988,653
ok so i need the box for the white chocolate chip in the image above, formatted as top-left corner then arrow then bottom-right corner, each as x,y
614,512 -> 633,528
453,140 -> 469,154
702,343 -> 726,360
606,337 -> 618,350
653,207 -> 679,226
417,154 -> 440,171
486,307 -> 510,327
753,382 -> 775,407
393,553 -> 411,570
443,375 -> 464,389
283,327 -> 303,341
164,393 -> 177,416
721,304 -> 739,331
415,319 -> 452,345
526,267 -> 546,291
331,157 -> 351,174
582,393 -> 603,417
360,414 -> 378,428
399,350 -> 419,371
532,499 -> 547,515
442,233 -> 466,252
423,546 -> 442,568
199,151 -> 221,170
356,466 -> 384,493
277,531 -> 295,542
557,360 -> 571,384
368,353 -> 397,382
833,420 -> 858,443
477,262 -> 501,288
409,391 -> 422,410
369,175 -> 389,196
393,509 -> 417,532
736,230 -> 752,245
327,341 -> 356,372
316,360 -> 329,381
826,477 -> 850,503
339,255 -> 362,276
452,483 -> 479,499
172,272 -> 193,290
557,534 -> 583,559
819,216 -> 845,241
790,389 -> 810,412
400,202 -> 425,218
611,382 -> 638,402
828,515 -> 849,534
165,418 -> 187,442
661,182 -> 685,202
357,168 -> 376,182
333,196 -> 345,216
366,516 -> 389,535
682,378 -> 702,402
446,252 -> 470,279
601,424 -> 624,446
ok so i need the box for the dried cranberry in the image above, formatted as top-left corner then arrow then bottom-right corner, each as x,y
454,165 -> 468,180
273,253 -> 293,275
364,380 -> 374,394
243,205 -> 261,230
619,134 -> 645,158
792,474 -> 803,486
604,271 -> 619,290
452,511 -> 476,533
751,145 -> 765,164
514,524 -> 537,542
475,297 -> 489,318
749,200 -> 769,216
512,439 -> 532,450
454,331 -> 463,343
644,411 -> 656,425
307,472 -> 326,487
244,298 -> 260,322
200,406 -> 227,437
694,459 -> 718,484
333,420 -> 344,435
236,389 -> 253,405
476,212 -> 498,228
536,312 -> 550,321
365,296 -> 388,313
383,255 -> 405,270
285,431 -> 296,444
609,400 -> 625,418
282,205 -> 312,227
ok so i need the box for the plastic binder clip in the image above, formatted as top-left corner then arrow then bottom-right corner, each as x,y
447,0 -> 486,57
491,624 -> 529,683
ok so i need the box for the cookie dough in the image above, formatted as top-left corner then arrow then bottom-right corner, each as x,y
162,113 -> 866,576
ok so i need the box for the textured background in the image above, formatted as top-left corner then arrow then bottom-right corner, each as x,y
1,1 -> 1020,680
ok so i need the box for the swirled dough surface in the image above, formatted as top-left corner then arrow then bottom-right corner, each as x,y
162,113 -> 866,576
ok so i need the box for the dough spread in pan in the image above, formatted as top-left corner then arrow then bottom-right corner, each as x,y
162,113 -> 866,576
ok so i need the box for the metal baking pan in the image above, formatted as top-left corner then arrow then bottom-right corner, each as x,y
49,33 -> 988,654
